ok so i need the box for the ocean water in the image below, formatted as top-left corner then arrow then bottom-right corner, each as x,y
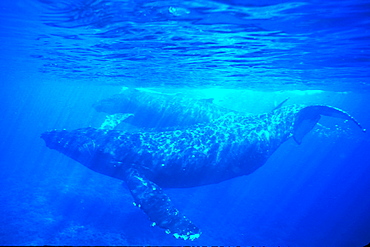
0,0 -> 370,246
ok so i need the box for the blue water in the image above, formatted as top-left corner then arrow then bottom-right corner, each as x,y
0,0 -> 370,246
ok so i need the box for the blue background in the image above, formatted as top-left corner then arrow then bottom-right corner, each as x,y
0,0 -> 369,246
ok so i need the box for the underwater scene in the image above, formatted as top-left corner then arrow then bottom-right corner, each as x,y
1,0 -> 370,246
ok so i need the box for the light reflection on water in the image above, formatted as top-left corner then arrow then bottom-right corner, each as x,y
1,0 -> 369,90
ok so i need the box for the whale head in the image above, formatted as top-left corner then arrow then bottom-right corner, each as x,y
92,89 -> 141,114
41,128 -> 126,178
41,128 -> 105,165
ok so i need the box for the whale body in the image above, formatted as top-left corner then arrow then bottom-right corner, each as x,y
41,105 -> 365,240
93,88 -> 243,129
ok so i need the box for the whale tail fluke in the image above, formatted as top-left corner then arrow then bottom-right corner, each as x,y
293,105 -> 366,144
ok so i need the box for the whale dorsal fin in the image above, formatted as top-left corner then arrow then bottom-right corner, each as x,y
123,168 -> 201,240
293,105 -> 366,144
272,97 -> 290,111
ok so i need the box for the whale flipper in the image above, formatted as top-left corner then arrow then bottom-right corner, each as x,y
124,168 -> 201,240
293,105 -> 366,144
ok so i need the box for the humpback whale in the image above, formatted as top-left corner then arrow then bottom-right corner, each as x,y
93,88 -> 243,129
41,105 -> 365,240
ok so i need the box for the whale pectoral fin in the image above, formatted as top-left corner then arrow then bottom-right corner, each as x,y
294,105 -> 366,144
123,168 -> 201,241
